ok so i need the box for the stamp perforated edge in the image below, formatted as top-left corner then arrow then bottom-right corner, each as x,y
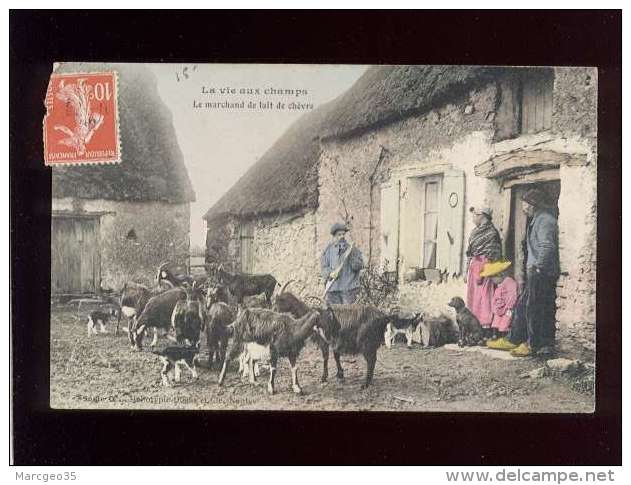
44,70 -> 122,167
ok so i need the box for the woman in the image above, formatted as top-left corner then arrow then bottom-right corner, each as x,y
465,206 -> 502,334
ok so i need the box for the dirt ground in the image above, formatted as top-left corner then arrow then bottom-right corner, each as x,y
50,307 -> 594,412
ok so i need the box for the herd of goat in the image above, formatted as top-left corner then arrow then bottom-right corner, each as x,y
85,263 -> 462,395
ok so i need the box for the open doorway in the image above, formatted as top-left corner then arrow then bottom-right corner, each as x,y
505,179 -> 560,288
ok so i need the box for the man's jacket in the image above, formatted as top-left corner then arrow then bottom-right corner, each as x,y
526,209 -> 560,277
320,239 -> 364,292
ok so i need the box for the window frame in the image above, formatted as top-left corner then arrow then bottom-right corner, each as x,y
419,175 -> 442,269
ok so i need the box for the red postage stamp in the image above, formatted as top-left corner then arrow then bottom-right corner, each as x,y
44,71 -> 120,165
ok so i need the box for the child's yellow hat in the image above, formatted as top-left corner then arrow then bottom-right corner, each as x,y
480,260 -> 512,277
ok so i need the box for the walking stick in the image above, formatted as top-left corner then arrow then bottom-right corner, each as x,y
323,242 -> 354,299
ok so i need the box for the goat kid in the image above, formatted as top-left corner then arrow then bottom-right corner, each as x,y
218,308 -> 323,395
238,342 -> 271,381
87,309 -> 117,336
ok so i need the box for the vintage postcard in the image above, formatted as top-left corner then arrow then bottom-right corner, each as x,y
48,62 -> 597,412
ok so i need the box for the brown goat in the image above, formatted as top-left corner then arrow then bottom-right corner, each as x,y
317,304 -> 391,389
273,291 -> 330,382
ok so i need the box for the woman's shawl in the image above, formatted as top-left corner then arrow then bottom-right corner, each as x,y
466,221 -> 502,261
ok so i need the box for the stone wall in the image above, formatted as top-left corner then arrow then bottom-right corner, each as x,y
550,67 -> 598,351
251,211 -> 320,296
52,197 -> 191,291
206,211 -> 320,297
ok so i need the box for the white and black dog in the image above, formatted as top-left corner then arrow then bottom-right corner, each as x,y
384,310 -> 423,349
152,346 -> 200,387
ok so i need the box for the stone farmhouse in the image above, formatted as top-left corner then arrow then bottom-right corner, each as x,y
204,65 -> 596,347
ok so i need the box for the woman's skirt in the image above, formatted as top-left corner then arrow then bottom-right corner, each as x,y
466,255 -> 495,327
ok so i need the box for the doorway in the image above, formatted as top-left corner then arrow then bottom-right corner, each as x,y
51,216 -> 101,294
504,180 -> 560,287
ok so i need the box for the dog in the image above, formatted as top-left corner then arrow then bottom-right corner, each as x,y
87,309 -> 117,336
447,297 -> 485,347
384,310 -> 423,349
152,346 -> 200,387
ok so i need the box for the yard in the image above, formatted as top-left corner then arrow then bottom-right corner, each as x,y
50,306 -> 594,412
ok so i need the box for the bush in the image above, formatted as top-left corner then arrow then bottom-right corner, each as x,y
356,261 -> 399,309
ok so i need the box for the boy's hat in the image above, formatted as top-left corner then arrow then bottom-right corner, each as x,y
330,222 -> 349,235
480,260 -> 512,278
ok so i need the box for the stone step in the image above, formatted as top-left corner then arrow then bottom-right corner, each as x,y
442,343 -> 521,361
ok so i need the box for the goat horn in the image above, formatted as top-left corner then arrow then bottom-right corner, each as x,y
279,279 -> 295,295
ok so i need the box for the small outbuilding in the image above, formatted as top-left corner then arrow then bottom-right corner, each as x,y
51,63 -> 195,295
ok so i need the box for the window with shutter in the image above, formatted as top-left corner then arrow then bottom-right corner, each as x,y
520,69 -> 554,134
422,180 -> 440,268
239,222 -> 254,273
396,169 -> 466,280
398,174 -> 444,275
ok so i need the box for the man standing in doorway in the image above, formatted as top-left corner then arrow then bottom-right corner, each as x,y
488,188 -> 560,356
321,222 -> 364,304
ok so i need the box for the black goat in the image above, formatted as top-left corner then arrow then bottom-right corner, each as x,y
117,282 -> 157,340
156,261 -> 194,289
217,308 -> 326,395
172,283 -> 206,348
273,291 -> 330,382
131,288 -> 189,351
205,302 -> 235,368
317,304 -> 391,389
211,264 -> 279,304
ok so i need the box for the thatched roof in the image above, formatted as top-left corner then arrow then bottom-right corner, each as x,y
321,65 -> 506,140
205,65 -> 507,221
203,97 -> 338,221
51,63 -> 195,204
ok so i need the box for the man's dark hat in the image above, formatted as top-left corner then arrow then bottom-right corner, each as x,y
521,188 -> 554,208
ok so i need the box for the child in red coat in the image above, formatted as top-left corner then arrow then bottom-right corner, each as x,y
480,261 -> 519,342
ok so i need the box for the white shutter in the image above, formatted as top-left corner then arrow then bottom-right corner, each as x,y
380,182 -> 400,273
437,169 -> 466,276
